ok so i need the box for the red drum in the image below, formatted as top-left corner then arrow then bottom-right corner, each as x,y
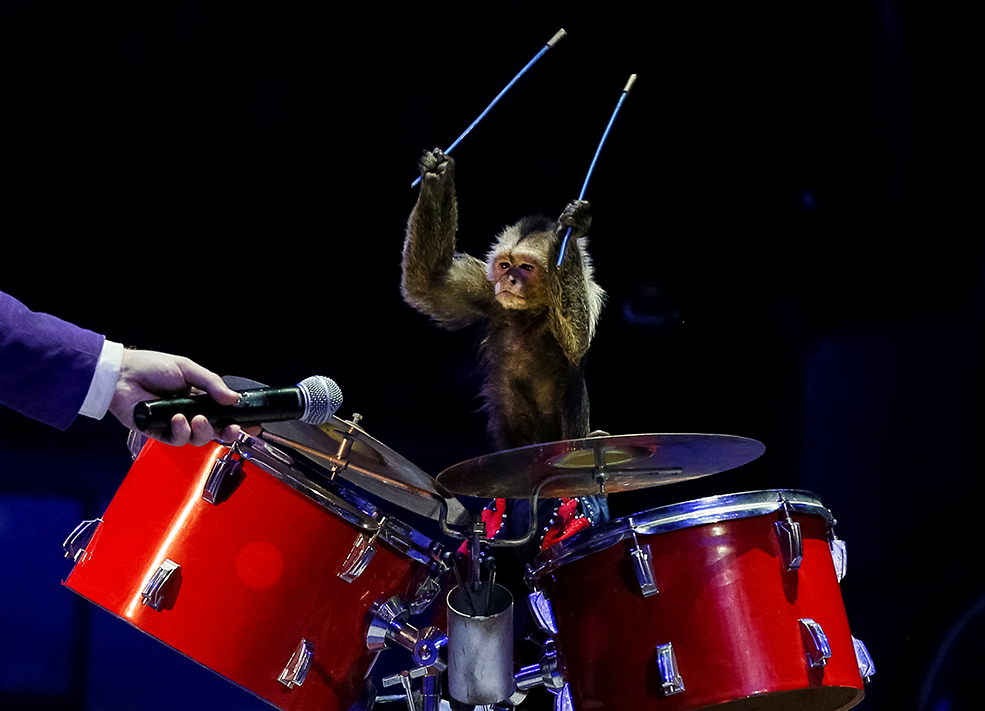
63,435 -> 445,711
526,490 -> 870,711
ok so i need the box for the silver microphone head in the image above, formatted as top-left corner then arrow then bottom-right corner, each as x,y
297,375 -> 343,425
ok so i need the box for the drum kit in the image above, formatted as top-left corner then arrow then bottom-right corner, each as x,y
61,400 -> 875,711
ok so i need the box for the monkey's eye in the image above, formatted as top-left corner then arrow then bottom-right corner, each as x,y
519,264 -> 535,272
499,262 -> 511,270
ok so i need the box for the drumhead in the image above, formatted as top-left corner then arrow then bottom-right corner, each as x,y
528,489 -> 834,582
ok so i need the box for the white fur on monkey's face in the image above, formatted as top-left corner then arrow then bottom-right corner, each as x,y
488,250 -> 542,309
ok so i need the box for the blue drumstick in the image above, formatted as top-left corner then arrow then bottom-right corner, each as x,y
411,28 -> 568,188
556,74 -> 637,267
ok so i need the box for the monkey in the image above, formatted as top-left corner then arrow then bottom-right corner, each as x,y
402,147 -> 605,452
402,149 -> 607,711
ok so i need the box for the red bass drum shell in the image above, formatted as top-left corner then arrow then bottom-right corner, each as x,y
64,438 -> 440,711
529,490 -> 865,711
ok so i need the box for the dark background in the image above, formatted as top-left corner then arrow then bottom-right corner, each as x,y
1,1 -> 982,709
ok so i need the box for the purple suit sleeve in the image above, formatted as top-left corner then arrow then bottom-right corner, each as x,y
0,291 -> 106,430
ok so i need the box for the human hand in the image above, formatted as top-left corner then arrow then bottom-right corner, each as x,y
108,349 -> 241,446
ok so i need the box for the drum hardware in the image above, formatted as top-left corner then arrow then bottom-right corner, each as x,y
447,582 -> 514,706
527,591 -> 558,635
775,494 -> 804,571
277,638 -> 314,689
379,666 -> 443,711
204,435 -> 293,504
852,636 -> 876,682
411,625 -> 449,670
127,428 -> 148,459
799,618 -> 833,668
339,526 -> 384,583
63,518 -> 102,563
510,682 -> 573,711
825,524 -> 875,683
467,522 -> 486,598
202,441 -> 244,504
655,642 -> 686,696
830,536 -> 848,583
456,472 -> 578,554
629,529 -> 659,597
140,558 -> 180,611
366,595 -> 449,671
441,529 -> 522,707
590,437 -> 609,497
554,684 -> 575,711
514,638 -> 565,696
333,414 -> 363,472
799,512 -> 876,684
406,570 -> 444,617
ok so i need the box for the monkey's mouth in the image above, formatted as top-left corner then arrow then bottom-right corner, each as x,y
495,291 -> 526,308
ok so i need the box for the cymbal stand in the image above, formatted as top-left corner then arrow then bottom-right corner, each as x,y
473,470 -> 586,549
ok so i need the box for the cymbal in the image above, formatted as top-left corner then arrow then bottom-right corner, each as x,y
436,433 -> 766,499
222,376 -> 469,526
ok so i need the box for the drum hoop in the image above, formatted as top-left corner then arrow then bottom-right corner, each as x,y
527,489 -> 834,582
239,437 -> 444,568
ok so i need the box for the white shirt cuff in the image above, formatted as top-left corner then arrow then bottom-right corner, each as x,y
80,339 -> 124,420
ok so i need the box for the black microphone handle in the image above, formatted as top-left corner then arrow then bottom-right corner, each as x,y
133,387 -> 304,432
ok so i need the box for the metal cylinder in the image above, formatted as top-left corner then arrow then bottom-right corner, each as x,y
446,583 -> 514,706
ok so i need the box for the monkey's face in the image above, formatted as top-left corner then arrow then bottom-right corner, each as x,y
489,251 -> 544,310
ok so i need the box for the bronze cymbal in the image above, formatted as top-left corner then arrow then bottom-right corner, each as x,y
435,433 -> 766,499
222,376 -> 469,526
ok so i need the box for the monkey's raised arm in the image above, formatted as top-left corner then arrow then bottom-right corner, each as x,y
401,149 -> 492,330
547,200 -> 605,363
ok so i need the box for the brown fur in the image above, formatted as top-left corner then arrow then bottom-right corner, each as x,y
402,148 -> 605,450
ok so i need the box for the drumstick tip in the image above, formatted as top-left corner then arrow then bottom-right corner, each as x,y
547,28 -> 567,47
623,74 -> 637,93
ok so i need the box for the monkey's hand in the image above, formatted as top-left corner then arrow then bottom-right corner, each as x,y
419,147 -> 455,186
557,199 -> 592,239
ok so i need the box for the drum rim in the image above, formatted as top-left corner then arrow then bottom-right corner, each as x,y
527,489 -> 834,582
237,434 -> 444,568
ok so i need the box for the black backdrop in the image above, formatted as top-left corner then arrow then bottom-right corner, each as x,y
1,2 -> 982,710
